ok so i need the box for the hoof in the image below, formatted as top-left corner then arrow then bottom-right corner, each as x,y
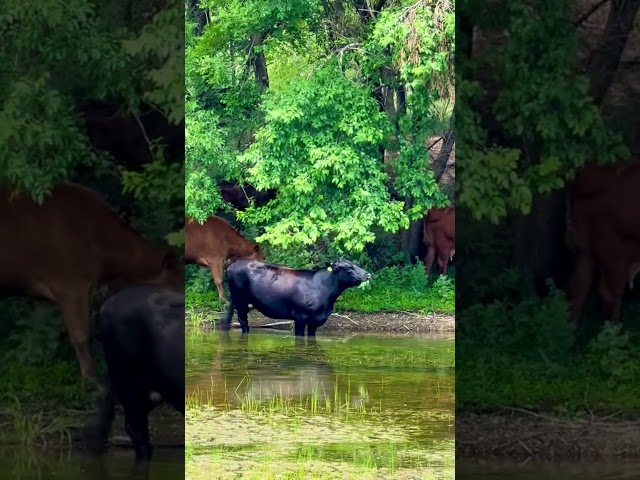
109,434 -> 133,447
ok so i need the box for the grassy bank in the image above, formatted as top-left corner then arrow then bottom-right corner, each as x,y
457,290 -> 640,417
186,263 -> 455,317
0,344 -> 96,446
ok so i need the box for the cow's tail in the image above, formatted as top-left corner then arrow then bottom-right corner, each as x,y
83,383 -> 117,454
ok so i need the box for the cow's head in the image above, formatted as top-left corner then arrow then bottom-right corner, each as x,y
250,243 -> 266,261
328,257 -> 371,286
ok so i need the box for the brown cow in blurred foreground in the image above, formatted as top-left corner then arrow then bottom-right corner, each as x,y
566,161 -> 640,326
184,215 -> 265,302
0,182 -> 184,385
423,206 -> 455,276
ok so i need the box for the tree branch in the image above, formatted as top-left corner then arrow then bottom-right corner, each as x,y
586,0 -> 640,105
574,0 -> 609,28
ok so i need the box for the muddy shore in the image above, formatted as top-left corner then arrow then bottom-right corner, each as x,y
456,411 -> 640,461
188,308 -> 455,334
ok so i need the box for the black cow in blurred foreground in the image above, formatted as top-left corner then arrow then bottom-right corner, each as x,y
84,285 -> 185,461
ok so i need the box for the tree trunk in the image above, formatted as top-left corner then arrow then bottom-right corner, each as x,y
402,220 -> 424,263
188,0 -> 207,36
511,190 -> 567,291
587,0 -> 640,105
248,33 -> 269,89
432,115 -> 454,183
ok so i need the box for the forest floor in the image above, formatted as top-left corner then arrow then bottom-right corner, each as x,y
456,410 -> 640,460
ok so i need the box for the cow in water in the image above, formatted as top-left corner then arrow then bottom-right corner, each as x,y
84,285 -> 185,461
566,161 -> 640,326
423,206 -> 455,276
221,258 -> 371,337
0,182 -> 183,386
185,215 -> 265,303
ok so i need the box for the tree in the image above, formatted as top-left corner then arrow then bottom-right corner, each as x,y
186,0 -> 454,262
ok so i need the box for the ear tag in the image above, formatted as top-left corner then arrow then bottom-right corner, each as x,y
327,266 -> 332,272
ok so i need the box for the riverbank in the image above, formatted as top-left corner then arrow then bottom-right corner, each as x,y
187,308 -> 455,334
456,411 -> 640,461
0,402 -> 183,451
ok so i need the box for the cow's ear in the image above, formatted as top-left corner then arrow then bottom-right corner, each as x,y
162,252 -> 178,270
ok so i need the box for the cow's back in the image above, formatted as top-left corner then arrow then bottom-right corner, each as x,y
568,163 -> 640,261
0,182 -> 145,289
185,215 -> 247,261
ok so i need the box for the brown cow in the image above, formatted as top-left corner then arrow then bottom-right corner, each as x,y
566,161 -> 640,326
423,206 -> 455,276
0,182 -> 184,385
184,215 -> 265,302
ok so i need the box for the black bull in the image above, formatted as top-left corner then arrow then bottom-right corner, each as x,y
221,257 -> 371,336
83,285 -> 185,461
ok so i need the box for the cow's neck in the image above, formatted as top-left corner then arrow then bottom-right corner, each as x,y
99,230 -> 165,286
318,271 -> 350,308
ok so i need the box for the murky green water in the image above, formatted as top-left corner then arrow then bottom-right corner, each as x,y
0,447 -> 184,479
185,328 -> 454,480
456,461 -> 640,479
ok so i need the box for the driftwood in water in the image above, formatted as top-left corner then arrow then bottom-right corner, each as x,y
231,321 -> 293,330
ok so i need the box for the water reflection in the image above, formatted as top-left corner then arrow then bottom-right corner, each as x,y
201,330 -> 337,406
0,446 -> 183,479
185,329 -> 455,478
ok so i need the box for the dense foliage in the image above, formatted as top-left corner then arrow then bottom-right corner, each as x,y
186,0 -> 454,256
0,0 -> 184,407
456,0 -> 640,415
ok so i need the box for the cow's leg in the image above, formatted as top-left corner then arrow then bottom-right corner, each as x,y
437,255 -> 448,275
209,258 -> 228,303
83,385 -> 116,454
58,289 -> 98,386
568,254 -> 594,327
108,393 -> 160,449
236,303 -> 250,334
219,300 -> 235,330
294,321 -> 306,337
424,245 -> 436,277
121,393 -> 152,461
598,267 -> 626,324
307,324 -> 317,337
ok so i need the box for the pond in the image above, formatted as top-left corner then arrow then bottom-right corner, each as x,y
0,446 -> 184,479
185,328 -> 454,480
456,461 -> 640,479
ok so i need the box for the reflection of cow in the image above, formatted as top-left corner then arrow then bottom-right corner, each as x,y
423,206 -> 455,276
185,215 -> 265,302
189,332 -> 338,407
566,161 -> 640,326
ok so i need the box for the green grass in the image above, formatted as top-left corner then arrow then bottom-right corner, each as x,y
457,291 -> 640,417
0,353 -> 98,446
186,375 -> 378,419
185,263 -> 455,316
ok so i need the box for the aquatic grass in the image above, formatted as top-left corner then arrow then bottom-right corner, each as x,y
0,395 -> 73,446
186,329 -> 454,480
187,375 -> 379,420
186,441 -> 453,480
